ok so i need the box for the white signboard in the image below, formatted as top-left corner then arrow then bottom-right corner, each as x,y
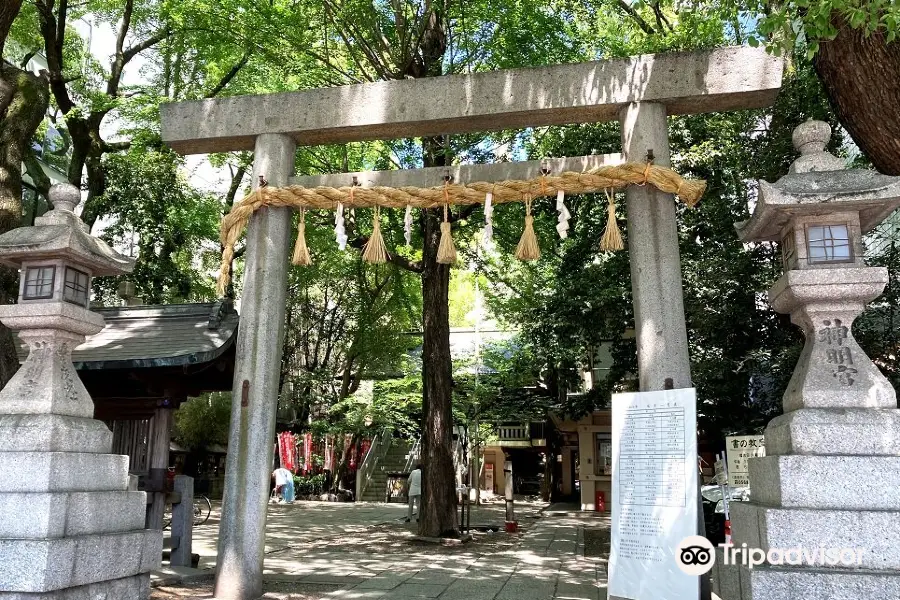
725,435 -> 765,488
609,388 -> 698,600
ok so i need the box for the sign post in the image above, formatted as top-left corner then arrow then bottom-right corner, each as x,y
609,388 -> 698,600
715,453 -> 731,544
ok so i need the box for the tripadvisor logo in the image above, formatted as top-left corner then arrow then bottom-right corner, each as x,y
676,536 -> 716,575
674,537 -> 867,575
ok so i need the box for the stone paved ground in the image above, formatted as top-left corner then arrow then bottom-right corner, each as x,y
151,501 -> 610,600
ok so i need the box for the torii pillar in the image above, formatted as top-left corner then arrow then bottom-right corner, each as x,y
160,46 -> 782,600
214,134 -> 296,600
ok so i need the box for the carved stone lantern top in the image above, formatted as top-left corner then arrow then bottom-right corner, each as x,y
735,120 -> 900,243
0,183 -> 134,276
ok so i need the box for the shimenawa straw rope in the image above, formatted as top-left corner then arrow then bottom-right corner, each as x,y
216,162 -> 705,294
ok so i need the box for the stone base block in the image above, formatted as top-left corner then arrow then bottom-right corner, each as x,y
712,547 -> 743,600
0,530 -> 161,592
0,574 -> 149,600
0,415 -> 111,454
0,452 -> 128,493
739,564 -> 900,600
765,408 -> 900,456
0,491 -> 147,538
750,455 -> 900,509
730,502 -> 898,569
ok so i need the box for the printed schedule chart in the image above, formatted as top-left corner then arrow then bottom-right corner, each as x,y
617,405 -> 687,507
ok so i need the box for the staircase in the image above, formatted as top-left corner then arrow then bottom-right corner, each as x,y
358,439 -> 417,502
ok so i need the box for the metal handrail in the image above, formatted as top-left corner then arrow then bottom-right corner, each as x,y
402,437 -> 421,474
356,428 -> 392,500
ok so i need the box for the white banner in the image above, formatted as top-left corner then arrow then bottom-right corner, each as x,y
725,435 -> 765,488
609,388 -> 698,600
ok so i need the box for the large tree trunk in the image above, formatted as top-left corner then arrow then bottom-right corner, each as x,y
815,20 -> 900,175
0,60 -> 49,387
418,199 -> 458,537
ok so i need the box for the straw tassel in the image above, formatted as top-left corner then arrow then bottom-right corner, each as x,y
600,189 -> 624,251
362,206 -> 388,264
291,209 -> 312,266
515,197 -> 540,261
436,203 -> 457,264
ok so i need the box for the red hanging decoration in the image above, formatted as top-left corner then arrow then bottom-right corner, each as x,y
278,432 -> 296,473
303,432 -> 313,475
324,435 -> 334,471
349,440 -> 358,470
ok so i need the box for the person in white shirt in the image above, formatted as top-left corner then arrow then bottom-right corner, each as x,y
406,463 -> 422,523
273,467 -> 294,503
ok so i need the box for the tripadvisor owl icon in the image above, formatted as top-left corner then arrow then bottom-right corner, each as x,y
676,536 -> 716,576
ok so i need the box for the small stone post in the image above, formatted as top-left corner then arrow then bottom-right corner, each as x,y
146,406 -> 174,529
0,184 -> 161,599
214,133 -> 296,600
170,475 -> 194,568
731,121 -> 900,600
504,460 -> 515,526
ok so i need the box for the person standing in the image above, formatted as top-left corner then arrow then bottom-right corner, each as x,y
406,463 -> 422,523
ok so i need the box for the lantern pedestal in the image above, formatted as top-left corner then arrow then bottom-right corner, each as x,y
0,184 -> 158,599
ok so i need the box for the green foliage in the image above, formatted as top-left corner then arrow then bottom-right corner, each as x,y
327,369 -> 423,438
90,146 -> 221,304
173,392 -> 232,450
709,0 -> 900,54
293,474 -> 326,497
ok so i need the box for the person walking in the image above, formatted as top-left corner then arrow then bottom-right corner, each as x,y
406,463 -> 422,523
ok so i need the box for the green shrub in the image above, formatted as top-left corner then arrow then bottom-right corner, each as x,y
293,474 -> 326,497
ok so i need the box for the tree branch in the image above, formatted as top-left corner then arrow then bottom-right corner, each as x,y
101,139 -> 131,153
35,0 -> 75,114
22,148 -> 51,200
205,50 -> 251,98
613,0 -> 656,36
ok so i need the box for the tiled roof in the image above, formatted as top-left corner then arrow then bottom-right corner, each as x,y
35,301 -> 238,369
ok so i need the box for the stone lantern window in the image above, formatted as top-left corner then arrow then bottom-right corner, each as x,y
63,266 -> 91,306
22,265 -> 56,300
806,224 -> 852,263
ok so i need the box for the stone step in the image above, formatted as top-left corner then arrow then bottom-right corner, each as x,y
736,564 -> 900,600
750,455 -> 900,510
764,408 -> 900,456
0,529 -> 161,592
0,452 -> 129,493
0,574 -> 150,600
0,491 -> 147,539
0,414 -> 112,454
730,502 -> 898,570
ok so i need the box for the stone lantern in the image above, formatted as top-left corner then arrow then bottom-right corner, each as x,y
0,184 -> 161,599
727,121 -> 900,599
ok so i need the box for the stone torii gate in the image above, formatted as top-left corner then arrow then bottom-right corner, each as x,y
160,46 -> 782,599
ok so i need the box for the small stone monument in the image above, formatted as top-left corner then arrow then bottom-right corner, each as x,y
731,121 -> 900,598
0,184 -> 161,598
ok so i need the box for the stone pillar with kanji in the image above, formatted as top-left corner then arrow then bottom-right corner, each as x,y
729,120 -> 900,599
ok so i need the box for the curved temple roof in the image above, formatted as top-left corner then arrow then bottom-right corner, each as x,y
72,301 -> 238,369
